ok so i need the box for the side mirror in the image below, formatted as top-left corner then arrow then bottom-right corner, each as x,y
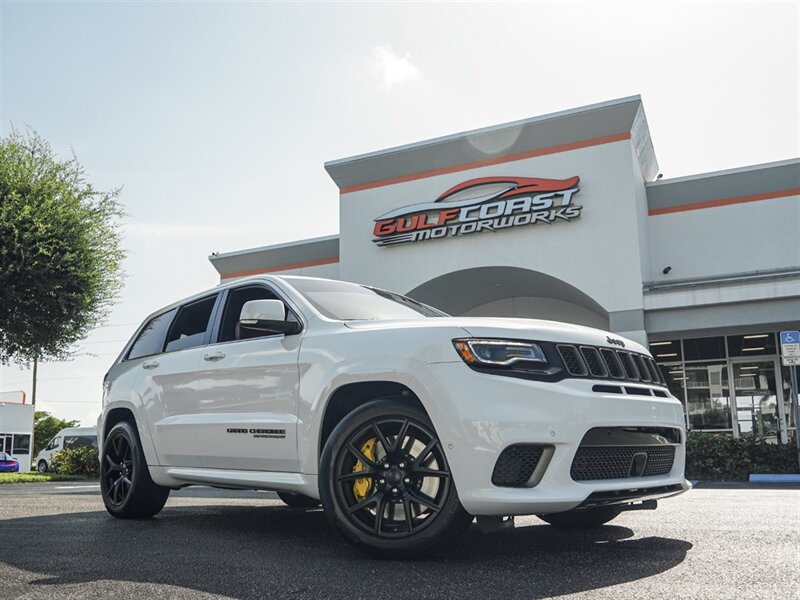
239,299 -> 300,335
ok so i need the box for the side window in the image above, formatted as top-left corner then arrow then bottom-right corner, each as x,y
164,295 -> 218,352
12,434 -> 30,455
127,309 -> 176,360
64,436 -> 95,450
46,436 -> 61,451
218,286 -> 281,343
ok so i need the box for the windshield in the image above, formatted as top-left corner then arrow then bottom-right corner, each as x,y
285,277 -> 449,321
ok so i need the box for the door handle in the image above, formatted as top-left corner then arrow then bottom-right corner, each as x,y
203,352 -> 226,362
142,360 -> 160,370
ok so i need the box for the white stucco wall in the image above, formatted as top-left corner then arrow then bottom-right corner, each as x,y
462,296 -> 610,329
647,193 -> 800,282
337,139 -> 650,317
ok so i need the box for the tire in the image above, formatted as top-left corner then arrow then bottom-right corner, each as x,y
319,399 -> 472,559
37,460 -> 48,473
537,506 -> 622,529
277,491 -> 321,508
100,421 -> 170,519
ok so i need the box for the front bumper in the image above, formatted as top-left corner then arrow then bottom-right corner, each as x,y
424,363 -> 689,516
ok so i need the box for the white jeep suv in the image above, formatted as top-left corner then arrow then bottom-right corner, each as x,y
99,275 -> 689,557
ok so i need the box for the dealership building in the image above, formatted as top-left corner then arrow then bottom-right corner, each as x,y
210,96 -> 800,443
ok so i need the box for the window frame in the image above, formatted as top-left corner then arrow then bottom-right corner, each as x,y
208,282 -> 305,347
161,293 -> 222,354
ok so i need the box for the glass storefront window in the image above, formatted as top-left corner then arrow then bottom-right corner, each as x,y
781,365 -> 796,440
685,362 -> 732,430
732,362 -> 779,442
648,332 -> 795,441
683,337 -> 726,361
658,363 -> 686,401
650,340 -> 682,362
727,333 -> 777,357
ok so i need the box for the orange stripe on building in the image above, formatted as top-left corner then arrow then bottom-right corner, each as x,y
648,188 -> 800,216
339,132 -> 632,195
220,257 -> 340,280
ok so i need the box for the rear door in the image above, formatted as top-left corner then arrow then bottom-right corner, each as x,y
194,283 -> 302,472
130,294 -> 221,467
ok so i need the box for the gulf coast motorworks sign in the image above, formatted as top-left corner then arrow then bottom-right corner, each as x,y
371,176 -> 582,247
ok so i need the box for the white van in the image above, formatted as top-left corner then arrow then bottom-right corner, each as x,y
35,426 -> 97,472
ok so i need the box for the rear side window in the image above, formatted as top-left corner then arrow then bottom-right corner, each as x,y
127,309 -> 176,360
164,295 -> 218,352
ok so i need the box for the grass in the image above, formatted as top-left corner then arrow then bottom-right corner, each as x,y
0,472 -> 87,484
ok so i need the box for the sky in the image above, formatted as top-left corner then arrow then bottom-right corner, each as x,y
1,1 -> 798,428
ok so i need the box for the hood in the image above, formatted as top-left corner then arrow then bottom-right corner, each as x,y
344,317 -> 648,354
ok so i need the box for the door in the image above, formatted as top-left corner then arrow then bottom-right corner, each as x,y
731,358 -> 785,442
194,284 -> 302,472
133,294 -> 220,467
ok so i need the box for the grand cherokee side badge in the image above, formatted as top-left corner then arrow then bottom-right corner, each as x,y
606,336 -> 625,347
226,428 -> 286,439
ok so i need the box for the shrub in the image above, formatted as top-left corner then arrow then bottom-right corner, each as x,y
686,432 -> 799,481
50,446 -> 100,477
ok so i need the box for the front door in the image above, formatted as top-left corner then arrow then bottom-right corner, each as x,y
731,358 -> 786,443
194,284 -> 302,472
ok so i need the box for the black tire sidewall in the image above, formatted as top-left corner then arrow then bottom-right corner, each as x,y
319,399 -> 471,558
37,460 -> 47,473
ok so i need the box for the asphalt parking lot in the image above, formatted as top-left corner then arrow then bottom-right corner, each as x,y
0,482 -> 797,600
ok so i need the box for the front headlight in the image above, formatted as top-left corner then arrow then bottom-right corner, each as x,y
453,339 -> 548,368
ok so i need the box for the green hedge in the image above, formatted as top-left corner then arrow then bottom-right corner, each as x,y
686,432 -> 799,481
50,446 -> 100,477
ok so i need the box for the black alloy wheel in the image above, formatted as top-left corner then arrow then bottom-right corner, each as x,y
103,431 -> 134,506
100,421 -> 170,519
319,399 -> 472,558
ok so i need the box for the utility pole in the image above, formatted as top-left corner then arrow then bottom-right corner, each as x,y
31,358 -> 38,466
31,358 -> 38,407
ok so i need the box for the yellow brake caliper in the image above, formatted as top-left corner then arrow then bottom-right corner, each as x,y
353,437 -> 377,501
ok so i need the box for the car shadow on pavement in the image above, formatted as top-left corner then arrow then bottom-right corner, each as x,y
2,503 -> 692,599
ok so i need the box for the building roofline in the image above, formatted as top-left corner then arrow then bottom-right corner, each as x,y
209,234 -> 340,262
324,95 -> 643,168
325,95 -> 658,191
646,157 -> 800,187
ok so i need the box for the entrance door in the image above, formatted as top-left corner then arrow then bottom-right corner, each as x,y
731,359 -> 785,443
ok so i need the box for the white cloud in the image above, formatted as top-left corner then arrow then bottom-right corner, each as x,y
370,45 -> 421,90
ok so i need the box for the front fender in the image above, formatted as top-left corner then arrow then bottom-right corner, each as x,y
296,351 -> 470,488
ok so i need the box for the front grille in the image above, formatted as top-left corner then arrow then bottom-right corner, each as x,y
634,355 -> 652,382
571,445 -> 676,481
600,349 -> 624,378
646,358 -> 664,384
555,344 -> 667,387
618,352 -> 640,380
558,345 -> 588,376
492,444 -> 545,487
581,347 -> 607,377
